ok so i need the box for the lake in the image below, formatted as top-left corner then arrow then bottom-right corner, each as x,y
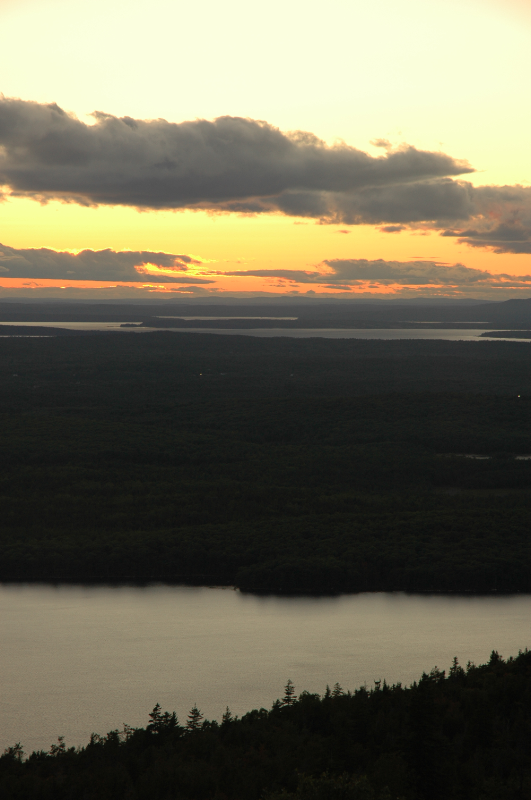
1,584 -> 530,754
157,327 -> 531,341
0,322 -> 529,340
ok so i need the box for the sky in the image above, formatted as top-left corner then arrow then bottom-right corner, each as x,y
0,0 -> 530,300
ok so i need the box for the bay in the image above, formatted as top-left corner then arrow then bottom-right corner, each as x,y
1,583 -> 530,754
147,327 -> 531,340
0,322 -> 529,340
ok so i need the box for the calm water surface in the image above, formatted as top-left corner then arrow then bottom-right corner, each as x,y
1,584 -> 531,753
162,327 -> 531,341
0,322 -> 529,340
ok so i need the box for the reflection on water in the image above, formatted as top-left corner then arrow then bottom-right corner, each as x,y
0,321 -> 141,330
1,584 -> 530,753
156,316 -> 298,320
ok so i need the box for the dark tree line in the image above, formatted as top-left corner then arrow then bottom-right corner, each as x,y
3,651 -> 531,799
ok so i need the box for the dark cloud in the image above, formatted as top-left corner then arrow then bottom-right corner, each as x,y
370,138 -> 392,149
226,258 -> 531,288
442,224 -> 531,254
0,97 -> 472,214
207,177 -> 477,225
326,179 -> 476,224
322,259 -> 499,285
440,186 -> 531,253
0,243 -> 213,283
3,98 -> 531,254
379,225 -> 406,233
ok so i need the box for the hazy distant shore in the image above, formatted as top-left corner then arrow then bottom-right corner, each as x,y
480,329 -> 531,338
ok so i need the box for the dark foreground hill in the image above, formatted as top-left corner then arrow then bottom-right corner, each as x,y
2,650 -> 531,800
1,332 -> 531,591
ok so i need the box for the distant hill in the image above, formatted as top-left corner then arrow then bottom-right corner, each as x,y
0,297 -> 531,327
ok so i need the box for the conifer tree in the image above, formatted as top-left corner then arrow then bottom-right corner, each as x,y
282,679 -> 296,706
49,737 -> 66,756
148,704 -> 163,732
186,705 -> 204,730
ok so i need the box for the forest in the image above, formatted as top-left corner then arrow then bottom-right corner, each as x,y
2,649 -> 531,799
0,330 -> 530,591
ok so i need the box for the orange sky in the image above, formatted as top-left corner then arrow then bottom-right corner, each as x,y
1,0 -> 530,299
2,198 -> 530,298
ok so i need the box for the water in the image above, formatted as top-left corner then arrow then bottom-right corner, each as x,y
1,584 -> 530,754
0,322 -> 529,341
0,321 -> 142,331
156,328 -> 531,341
156,316 -> 298,320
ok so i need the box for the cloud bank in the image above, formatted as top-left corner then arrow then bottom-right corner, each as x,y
441,185 -> 531,254
0,244 -> 213,283
0,96 -> 472,215
1,97 -> 531,253
1,241 -> 530,297
226,258 -> 531,290
0,244 -> 530,299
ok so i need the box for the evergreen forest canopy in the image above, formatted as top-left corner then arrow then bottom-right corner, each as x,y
2,649 -> 531,800
0,321 -> 530,591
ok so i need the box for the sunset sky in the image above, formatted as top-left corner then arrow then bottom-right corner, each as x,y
1,0 -> 531,299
